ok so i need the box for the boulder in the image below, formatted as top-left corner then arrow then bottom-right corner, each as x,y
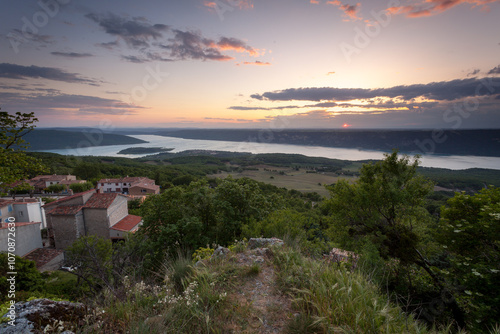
247,238 -> 284,249
0,299 -> 85,334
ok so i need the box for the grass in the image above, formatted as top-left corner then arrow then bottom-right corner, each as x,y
69,242 -> 489,333
212,166 -> 357,197
272,245 -> 445,334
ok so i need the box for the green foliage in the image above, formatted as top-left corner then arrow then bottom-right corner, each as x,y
436,187 -> 500,331
0,110 -> 48,194
45,183 -> 66,193
0,253 -> 44,301
192,246 -> 214,262
69,181 -> 94,193
139,178 -> 285,263
324,151 -> 434,263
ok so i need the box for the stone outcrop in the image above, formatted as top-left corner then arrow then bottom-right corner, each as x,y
0,299 -> 85,334
325,247 -> 359,269
247,237 -> 284,249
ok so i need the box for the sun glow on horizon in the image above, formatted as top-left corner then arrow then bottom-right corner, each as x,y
343,123 -> 352,128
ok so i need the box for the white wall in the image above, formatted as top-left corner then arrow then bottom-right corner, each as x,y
0,222 -> 42,257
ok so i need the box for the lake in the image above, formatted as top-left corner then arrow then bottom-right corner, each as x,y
37,134 -> 500,170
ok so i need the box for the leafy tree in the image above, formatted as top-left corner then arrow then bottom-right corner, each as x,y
69,181 -> 94,193
0,253 -> 44,301
436,187 -> 500,331
45,183 -> 66,193
65,234 -> 152,297
0,110 -> 48,194
324,151 -> 466,328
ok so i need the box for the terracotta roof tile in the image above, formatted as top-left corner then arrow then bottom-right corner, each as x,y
110,214 -> 142,232
43,189 -> 95,207
47,205 -> 83,216
83,193 -> 118,209
23,248 -> 64,269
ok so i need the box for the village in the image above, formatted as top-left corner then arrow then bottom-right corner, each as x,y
0,174 -> 160,272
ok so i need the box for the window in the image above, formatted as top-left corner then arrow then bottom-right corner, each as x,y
0,208 -> 2,216
141,189 -> 147,193
116,183 -> 119,186
101,183 -> 104,186
8,205 -> 13,212
19,211 -> 23,217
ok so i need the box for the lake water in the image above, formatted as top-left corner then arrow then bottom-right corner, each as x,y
37,134 -> 500,171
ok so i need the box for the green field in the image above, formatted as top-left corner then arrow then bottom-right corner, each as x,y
211,165 -> 357,197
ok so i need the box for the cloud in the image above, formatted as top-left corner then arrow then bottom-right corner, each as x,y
86,12 -> 169,48
327,71 -> 336,75
0,63 -> 100,86
203,0 -> 253,11
488,65 -> 500,74
96,41 -> 120,50
243,61 -> 270,66
310,0 -> 320,3
51,52 -> 94,58
215,37 -> 259,56
386,0 -> 499,18
327,0 -> 363,21
162,30 -> 234,61
250,77 -> 500,102
467,68 -> 480,76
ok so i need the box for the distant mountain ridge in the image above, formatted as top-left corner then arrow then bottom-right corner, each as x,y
154,129 -> 500,157
23,129 -> 147,151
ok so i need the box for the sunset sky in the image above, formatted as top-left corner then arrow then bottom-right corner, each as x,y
1,0 -> 499,129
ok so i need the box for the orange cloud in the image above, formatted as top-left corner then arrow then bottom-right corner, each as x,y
203,1 -> 216,9
310,0 -> 320,4
327,0 -> 363,21
243,61 -> 271,66
387,0 -> 499,18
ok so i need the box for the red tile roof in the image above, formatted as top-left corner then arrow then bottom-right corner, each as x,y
43,189 -> 96,207
130,183 -> 160,191
0,199 -> 16,207
83,193 -> 119,209
23,248 -> 64,268
110,214 -> 142,232
0,222 -> 41,230
46,205 -> 83,216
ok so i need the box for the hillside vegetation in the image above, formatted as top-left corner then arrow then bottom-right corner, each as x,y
2,151 -> 499,333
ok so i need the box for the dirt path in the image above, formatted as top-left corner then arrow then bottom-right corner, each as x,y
225,249 -> 292,333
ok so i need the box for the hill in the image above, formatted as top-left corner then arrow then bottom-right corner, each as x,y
23,129 -> 147,150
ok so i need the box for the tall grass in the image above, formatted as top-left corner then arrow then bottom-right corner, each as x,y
273,246 -> 440,334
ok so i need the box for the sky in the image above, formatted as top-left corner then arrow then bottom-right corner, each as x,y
1,0 -> 499,129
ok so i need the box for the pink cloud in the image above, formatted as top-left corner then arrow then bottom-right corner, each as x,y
326,0 -> 363,21
387,0 -> 499,18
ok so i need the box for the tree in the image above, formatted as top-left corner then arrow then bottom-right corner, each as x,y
325,151 -> 466,328
69,181 -> 94,193
0,109 -> 47,193
45,184 -> 66,193
325,151 -> 434,262
436,187 -> 500,331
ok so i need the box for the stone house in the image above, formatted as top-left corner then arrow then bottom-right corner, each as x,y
44,189 -> 142,249
0,198 -> 46,229
97,176 -> 160,196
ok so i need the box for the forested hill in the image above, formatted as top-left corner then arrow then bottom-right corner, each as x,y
155,129 -> 500,157
23,129 -> 147,150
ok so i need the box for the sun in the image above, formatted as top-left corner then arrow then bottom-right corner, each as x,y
342,123 -> 352,128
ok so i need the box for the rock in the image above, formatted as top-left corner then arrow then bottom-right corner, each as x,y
247,238 -> 284,249
212,245 -> 231,258
250,247 -> 273,258
325,248 -> 359,269
0,299 -> 85,334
